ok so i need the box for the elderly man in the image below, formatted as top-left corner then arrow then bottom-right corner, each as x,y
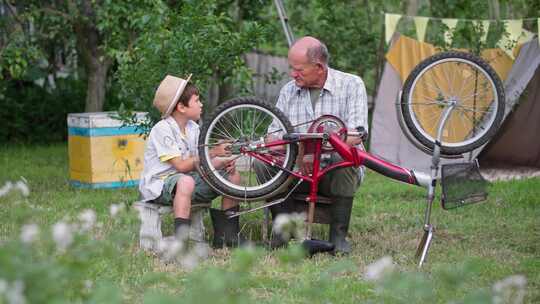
266,36 -> 369,254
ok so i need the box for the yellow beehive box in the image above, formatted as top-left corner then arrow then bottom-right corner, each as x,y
68,112 -> 148,188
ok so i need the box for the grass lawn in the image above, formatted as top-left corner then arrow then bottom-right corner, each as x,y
0,143 -> 539,303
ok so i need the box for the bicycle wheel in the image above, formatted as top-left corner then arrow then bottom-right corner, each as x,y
198,97 -> 298,200
400,51 -> 505,155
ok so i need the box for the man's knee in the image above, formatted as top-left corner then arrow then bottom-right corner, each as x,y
321,167 -> 360,198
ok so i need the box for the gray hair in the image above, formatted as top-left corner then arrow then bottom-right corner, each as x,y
306,42 -> 329,66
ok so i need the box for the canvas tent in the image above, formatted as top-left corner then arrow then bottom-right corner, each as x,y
370,34 -> 540,175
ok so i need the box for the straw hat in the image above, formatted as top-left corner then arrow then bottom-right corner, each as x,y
153,74 -> 192,118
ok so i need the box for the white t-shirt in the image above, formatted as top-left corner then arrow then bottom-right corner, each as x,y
138,116 -> 200,202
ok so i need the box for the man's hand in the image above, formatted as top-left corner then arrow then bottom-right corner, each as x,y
223,159 -> 236,174
210,141 -> 232,158
346,127 -> 367,146
211,155 -> 236,171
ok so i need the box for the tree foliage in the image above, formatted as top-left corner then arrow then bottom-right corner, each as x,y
0,0 -> 267,139
116,1 -> 265,128
1,0 -> 160,111
259,0 -> 539,95
258,0 -> 383,95
1,0 -> 540,142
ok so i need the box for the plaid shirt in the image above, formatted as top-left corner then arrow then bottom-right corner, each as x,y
270,67 -> 369,134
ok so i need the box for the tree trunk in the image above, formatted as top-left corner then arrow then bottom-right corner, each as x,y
69,0 -> 112,112
204,0 -> 240,115
85,57 -> 109,112
488,0 -> 500,19
507,1 -> 514,18
205,70 -> 234,119
406,0 -> 420,15
205,72 -> 220,121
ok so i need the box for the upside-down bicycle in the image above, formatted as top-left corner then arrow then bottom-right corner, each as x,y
197,51 -> 505,265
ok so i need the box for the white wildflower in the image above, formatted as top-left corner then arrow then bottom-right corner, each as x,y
5,280 -> 26,304
0,182 -> 13,197
14,179 -> 29,197
492,275 -> 527,304
109,203 -> 125,217
0,278 -> 7,294
158,236 -> 185,263
84,280 -> 93,291
52,221 -> 74,252
364,256 -> 395,282
273,212 -> 306,240
192,242 -> 210,260
20,224 -> 40,244
78,209 -> 96,232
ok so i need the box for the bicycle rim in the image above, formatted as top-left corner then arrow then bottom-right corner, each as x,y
404,55 -> 502,154
201,102 -> 293,196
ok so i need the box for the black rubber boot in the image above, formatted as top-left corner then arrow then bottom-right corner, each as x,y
328,197 -> 354,254
210,206 -> 246,248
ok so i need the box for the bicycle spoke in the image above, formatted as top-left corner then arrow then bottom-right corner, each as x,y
419,78 -> 446,98
253,114 -> 272,136
453,104 -> 492,114
200,100 -> 297,198
459,88 -> 493,104
403,101 -> 441,106
222,112 -> 244,138
214,120 -> 237,141
212,124 -> 236,141
457,67 -> 491,101
441,62 -> 455,97
401,52 -> 504,153
232,109 -> 245,137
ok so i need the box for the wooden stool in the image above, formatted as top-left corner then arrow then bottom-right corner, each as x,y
133,201 -> 211,252
291,194 -> 334,224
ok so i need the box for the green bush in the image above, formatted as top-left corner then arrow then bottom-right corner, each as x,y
0,78 -> 86,143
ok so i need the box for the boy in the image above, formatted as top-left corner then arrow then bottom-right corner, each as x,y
139,74 -> 243,248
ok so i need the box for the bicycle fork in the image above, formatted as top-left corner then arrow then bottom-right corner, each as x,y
416,104 -> 456,267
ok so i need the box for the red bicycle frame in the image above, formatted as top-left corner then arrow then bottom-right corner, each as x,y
242,129 -> 431,204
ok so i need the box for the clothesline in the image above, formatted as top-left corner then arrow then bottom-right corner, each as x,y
385,13 -> 539,23
384,13 -> 540,57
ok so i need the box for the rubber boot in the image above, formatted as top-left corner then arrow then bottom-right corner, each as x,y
328,197 -> 354,254
210,206 -> 246,248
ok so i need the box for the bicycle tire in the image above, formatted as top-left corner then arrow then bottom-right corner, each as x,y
400,51 -> 505,155
198,97 -> 298,200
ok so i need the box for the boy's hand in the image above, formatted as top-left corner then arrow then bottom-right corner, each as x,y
192,155 -> 200,169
